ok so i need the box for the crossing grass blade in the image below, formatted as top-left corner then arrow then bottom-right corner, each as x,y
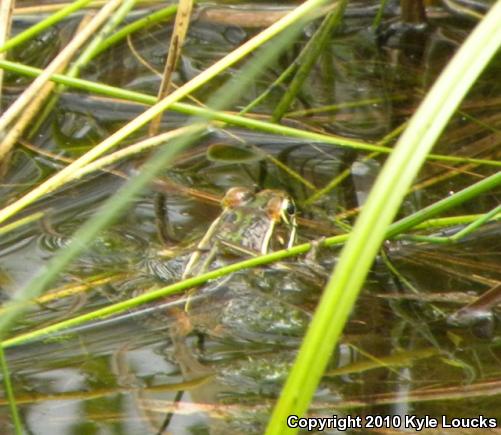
266,2 -> 501,433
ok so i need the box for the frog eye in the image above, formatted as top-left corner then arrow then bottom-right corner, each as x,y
222,187 -> 254,209
284,200 -> 296,216
279,198 -> 296,226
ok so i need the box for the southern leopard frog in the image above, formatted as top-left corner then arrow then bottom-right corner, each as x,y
165,188 -> 309,433
182,186 -> 297,279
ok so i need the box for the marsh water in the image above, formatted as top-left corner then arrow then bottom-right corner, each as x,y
1,1 -> 501,433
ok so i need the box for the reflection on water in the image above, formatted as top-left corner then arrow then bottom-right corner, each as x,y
1,0 -> 500,433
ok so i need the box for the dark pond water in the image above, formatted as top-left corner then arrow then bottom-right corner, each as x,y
1,0 -> 500,434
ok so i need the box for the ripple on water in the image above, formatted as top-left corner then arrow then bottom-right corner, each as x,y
38,226 -> 150,267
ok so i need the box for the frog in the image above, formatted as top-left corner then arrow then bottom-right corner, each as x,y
174,186 -> 309,339
159,188 -> 316,433
181,186 -> 297,279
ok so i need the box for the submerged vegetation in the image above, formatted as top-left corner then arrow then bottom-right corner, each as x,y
0,0 -> 500,433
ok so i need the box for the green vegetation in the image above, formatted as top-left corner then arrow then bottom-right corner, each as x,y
0,0 -> 500,433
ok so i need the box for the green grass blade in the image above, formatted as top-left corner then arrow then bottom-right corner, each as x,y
0,346 -> 23,434
388,171 -> 501,237
0,0 -> 94,53
29,0 -> 137,137
0,127 -> 204,340
0,0 -> 331,226
272,0 -> 347,121
2,58 -> 499,169
93,4 -> 178,57
266,2 -> 501,433
0,0 -> 330,342
3,169 -> 500,349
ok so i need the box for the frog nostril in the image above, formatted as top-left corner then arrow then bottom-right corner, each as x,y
226,211 -> 239,224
